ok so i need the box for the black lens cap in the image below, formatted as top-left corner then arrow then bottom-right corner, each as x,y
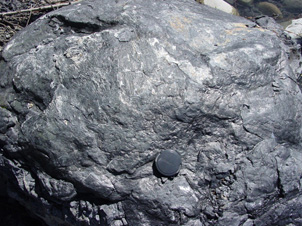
155,150 -> 182,177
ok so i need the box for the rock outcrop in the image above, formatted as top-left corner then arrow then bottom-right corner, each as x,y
0,0 -> 302,225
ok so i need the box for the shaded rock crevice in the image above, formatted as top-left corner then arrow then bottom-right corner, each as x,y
49,14 -> 121,36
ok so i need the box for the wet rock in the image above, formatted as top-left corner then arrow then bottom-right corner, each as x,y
0,0 -> 302,225
285,18 -> 302,43
257,2 -> 283,19
238,0 -> 254,6
196,0 -> 239,16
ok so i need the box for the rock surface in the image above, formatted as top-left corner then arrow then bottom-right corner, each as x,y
0,0 -> 302,225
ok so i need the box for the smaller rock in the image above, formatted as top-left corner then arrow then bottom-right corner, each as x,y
204,206 -> 216,219
280,20 -> 293,29
196,0 -> 239,16
257,2 -> 283,19
285,18 -> 302,43
37,171 -> 77,202
0,108 -> 17,134
275,148 -> 302,196
255,16 -> 284,36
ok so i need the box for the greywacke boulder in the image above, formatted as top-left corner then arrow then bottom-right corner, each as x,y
0,0 -> 302,225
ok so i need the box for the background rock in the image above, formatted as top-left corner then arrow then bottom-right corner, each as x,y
196,0 -> 239,16
0,0 -> 302,225
285,18 -> 302,43
257,2 -> 283,19
282,0 -> 302,13
238,0 -> 254,6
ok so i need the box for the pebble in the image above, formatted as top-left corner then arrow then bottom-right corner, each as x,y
285,18 -> 302,41
257,2 -> 283,19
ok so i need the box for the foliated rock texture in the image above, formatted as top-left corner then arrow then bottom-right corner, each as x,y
0,0 -> 302,225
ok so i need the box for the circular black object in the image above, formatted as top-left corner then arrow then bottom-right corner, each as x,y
155,150 -> 182,177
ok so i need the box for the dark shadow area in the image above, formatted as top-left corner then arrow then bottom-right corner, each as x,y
0,195 -> 47,226
0,172 -> 46,226
152,161 -> 162,178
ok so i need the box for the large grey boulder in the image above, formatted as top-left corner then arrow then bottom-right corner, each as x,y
0,0 -> 302,225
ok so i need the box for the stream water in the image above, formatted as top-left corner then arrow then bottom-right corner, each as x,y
226,0 -> 302,27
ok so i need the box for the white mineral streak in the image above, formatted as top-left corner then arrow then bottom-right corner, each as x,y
4,40 -> 15,52
150,38 -> 213,83
55,95 -> 64,114
178,185 -> 192,193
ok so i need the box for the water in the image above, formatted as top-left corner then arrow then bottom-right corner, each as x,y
226,0 -> 302,27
